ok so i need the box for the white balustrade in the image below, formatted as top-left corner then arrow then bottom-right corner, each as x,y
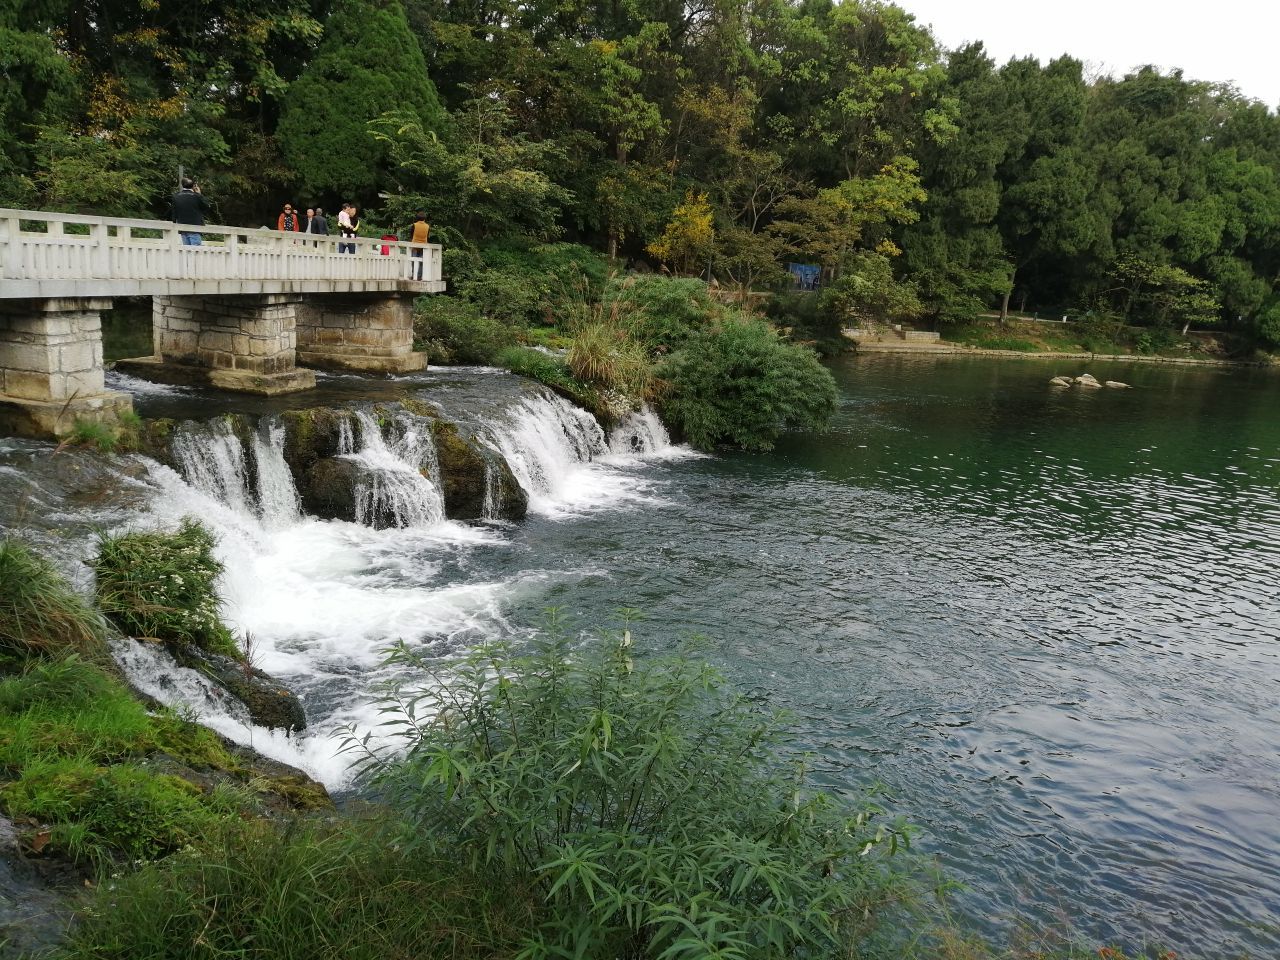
0,208 -> 443,298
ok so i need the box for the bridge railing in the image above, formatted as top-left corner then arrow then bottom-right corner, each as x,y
0,208 -> 442,289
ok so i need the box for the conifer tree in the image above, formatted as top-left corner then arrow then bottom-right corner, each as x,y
278,0 -> 446,203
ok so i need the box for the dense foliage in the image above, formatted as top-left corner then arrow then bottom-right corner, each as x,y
93,519 -> 239,657
6,0 -> 1277,344
659,317 -> 838,451
345,623 -> 915,959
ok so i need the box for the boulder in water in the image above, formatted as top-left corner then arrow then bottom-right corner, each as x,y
175,648 -> 307,732
431,420 -> 527,521
1074,373 -> 1102,388
1049,376 -> 1073,387
299,457 -> 360,524
1105,380 -> 1132,389
281,407 -> 356,475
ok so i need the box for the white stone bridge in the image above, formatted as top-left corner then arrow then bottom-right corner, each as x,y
0,208 -> 445,436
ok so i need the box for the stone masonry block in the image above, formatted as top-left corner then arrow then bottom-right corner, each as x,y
5,343 -> 59,373
64,369 -> 106,396
3,369 -> 60,402
59,341 -> 97,373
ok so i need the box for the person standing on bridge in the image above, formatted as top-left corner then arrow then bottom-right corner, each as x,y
310,206 -> 329,248
170,177 -> 209,246
338,203 -> 360,254
277,203 -> 303,233
406,211 -> 429,280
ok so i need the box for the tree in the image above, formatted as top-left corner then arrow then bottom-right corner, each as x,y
647,190 -> 715,276
278,0 -> 446,203
901,43 -> 1020,322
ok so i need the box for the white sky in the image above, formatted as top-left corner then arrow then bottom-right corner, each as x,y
899,0 -> 1280,109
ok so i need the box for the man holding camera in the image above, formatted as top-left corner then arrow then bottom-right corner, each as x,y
170,177 -> 210,246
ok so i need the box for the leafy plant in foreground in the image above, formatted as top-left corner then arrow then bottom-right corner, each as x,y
345,620 -> 915,959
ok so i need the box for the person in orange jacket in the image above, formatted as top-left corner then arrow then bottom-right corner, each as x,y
407,211 -> 430,279
277,203 -> 303,233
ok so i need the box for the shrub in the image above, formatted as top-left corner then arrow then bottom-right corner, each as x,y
59,820 -> 535,959
659,317 -> 838,451
93,519 -> 239,657
346,624 -> 914,960
0,539 -> 108,667
607,274 -> 716,354
414,296 -> 516,364
566,321 -> 653,398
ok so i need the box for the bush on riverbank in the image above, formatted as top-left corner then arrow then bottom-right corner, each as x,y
93,520 -> 240,658
659,317 -> 838,451
346,623 -> 915,959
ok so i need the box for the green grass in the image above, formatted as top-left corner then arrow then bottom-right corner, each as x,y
0,655 -> 249,866
57,820 -> 536,960
0,539 -> 109,667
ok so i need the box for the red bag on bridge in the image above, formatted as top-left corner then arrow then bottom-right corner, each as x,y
380,234 -> 398,256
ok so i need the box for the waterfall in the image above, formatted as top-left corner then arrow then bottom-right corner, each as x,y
170,417 -> 302,526
608,404 -> 672,456
252,420 -> 301,527
171,419 -> 254,518
485,393 -> 608,504
340,410 -> 446,528
482,461 -> 503,521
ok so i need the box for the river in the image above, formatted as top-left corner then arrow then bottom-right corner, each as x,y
1,354 -> 1277,956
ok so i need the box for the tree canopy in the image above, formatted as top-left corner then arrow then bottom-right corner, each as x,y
8,0 -> 1280,344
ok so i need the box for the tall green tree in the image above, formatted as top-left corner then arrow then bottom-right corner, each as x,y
278,0 -> 446,204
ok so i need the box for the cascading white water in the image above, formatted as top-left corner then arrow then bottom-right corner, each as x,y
171,419 -> 254,517
482,461 -> 503,521
171,417 -> 303,526
608,404 -> 672,456
252,420 -> 301,527
486,393 -> 608,507
340,410 -> 445,528
105,388 -> 683,788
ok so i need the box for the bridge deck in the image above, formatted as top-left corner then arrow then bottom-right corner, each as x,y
0,208 -> 444,300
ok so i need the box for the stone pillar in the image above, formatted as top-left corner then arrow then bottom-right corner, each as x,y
116,294 -> 315,395
0,298 -> 132,438
295,293 -> 427,374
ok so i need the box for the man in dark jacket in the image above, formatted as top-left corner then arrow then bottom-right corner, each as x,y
311,207 -> 329,239
170,177 -> 210,245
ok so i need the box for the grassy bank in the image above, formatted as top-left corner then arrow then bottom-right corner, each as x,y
937,317 -> 1261,362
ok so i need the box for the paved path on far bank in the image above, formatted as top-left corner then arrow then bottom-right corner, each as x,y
847,338 -> 1273,370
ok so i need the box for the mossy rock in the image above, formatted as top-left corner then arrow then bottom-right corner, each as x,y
173,649 -> 307,733
280,407 -> 355,476
298,457 -> 360,523
430,421 -> 527,521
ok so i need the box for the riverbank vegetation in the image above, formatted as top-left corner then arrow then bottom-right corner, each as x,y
2,536 -> 1144,959
10,0 -> 1280,362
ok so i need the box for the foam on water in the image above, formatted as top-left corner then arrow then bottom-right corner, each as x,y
105,393 -> 685,787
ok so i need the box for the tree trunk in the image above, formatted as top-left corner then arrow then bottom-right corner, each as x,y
608,232 -> 618,261
1000,290 -> 1011,325
1181,320 -> 1191,336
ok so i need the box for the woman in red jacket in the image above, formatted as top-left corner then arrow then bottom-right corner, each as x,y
276,203 -> 303,232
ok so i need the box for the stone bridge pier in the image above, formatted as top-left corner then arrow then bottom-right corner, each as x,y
0,298 -> 132,438
296,292 -> 425,373
118,293 -> 317,395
